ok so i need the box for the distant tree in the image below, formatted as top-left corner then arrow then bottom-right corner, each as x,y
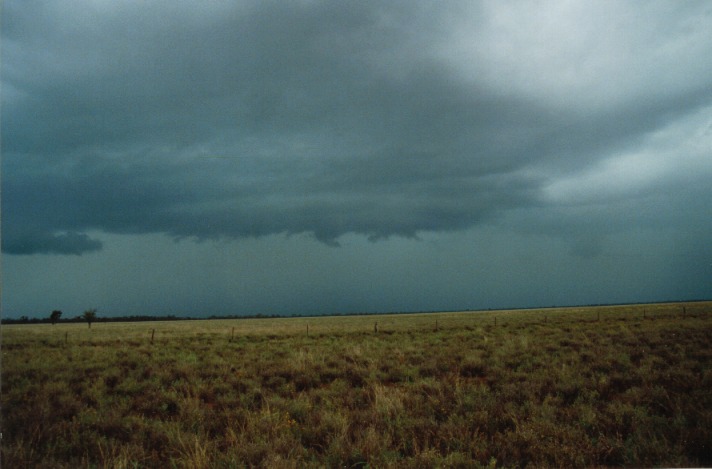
83,309 -> 97,328
50,310 -> 62,325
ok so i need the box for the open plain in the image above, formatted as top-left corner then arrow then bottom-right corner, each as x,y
2,302 -> 711,467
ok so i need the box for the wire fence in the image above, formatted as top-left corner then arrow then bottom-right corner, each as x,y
3,302 -> 710,347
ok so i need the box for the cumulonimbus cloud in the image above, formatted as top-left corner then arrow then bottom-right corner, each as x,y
2,0 -> 711,255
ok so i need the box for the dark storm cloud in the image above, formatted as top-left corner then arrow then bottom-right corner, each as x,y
3,0 -> 712,255
2,231 -> 102,256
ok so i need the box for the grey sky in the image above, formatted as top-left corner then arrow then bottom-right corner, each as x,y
2,1 -> 711,318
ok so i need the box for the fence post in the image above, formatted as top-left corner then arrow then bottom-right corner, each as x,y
151,329 -> 155,344
230,327 -> 235,342
374,322 -> 378,334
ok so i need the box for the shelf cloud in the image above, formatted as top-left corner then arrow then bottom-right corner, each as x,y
2,1 -> 711,316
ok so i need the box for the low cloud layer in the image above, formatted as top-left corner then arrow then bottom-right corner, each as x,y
3,1 -> 712,258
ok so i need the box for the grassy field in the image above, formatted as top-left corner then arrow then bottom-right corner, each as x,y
2,302 -> 711,468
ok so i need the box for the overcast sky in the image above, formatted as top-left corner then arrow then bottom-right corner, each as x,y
2,1 -> 711,318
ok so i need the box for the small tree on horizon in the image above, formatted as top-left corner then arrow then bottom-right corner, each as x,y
83,309 -> 97,329
50,310 -> 62,325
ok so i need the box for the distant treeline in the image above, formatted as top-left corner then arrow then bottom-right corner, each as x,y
3,299 -> 708,325
2,315 -> 184,325
1,313 -> 306,325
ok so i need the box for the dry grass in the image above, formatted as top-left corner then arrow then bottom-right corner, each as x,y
2,302 -> 711,467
